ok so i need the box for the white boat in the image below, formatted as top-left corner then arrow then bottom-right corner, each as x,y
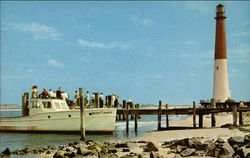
0,98 -> 117,133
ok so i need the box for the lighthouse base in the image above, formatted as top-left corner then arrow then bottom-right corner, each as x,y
213,59 -> 231,102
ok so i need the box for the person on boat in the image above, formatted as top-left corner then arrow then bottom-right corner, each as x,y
74,90 -> 80,105
61,92 -> 68,101
100,93 -> 104,100
86,91 -> 90,105
56,87 -> 62,99
41,88 -> 49,98
31,86 -> 39,98
128,98 -> 132,103
48,89 -> 56,98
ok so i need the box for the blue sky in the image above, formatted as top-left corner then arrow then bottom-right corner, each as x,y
1,1 -> 249,105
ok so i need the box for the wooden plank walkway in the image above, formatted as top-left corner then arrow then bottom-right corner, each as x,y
117,107 -> 250,115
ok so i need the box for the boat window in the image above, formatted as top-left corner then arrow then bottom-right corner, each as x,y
31,101 -> 40,108
31,101 -> 37,108
55,102 -> 61,109
48,102 -> 52,108
43,102 -> 52,108
61,103 -> 68,109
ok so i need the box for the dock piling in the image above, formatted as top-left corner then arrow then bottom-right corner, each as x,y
158,100 -> 162,130
125,100 -> 129,134
199,114 -> 203,128
239,111 -> 243,126
211,99 -> 216,127
166,104 -> 169,128
232,104 -> 238,126
192,101 -> 196,128
22,92 -> 29,116
79,88 -> 85,141
138,104 -> 141,119
94,93 -> 100,108
134,104 -> 138,133
100,99 -> 104,108
130,102 -> 134,120
118,113 -> 121,121
122,100 -> 126,121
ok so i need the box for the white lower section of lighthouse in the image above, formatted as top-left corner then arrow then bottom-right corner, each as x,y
213,59 -> 231,102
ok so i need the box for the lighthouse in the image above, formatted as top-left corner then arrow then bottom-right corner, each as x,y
213,4 -> 231,102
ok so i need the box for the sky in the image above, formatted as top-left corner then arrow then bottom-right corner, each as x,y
0,1 -> 250,105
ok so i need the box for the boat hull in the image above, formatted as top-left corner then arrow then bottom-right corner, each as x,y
0,108 -> 117,133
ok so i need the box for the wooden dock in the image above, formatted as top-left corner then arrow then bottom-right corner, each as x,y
116,100 -> 250,133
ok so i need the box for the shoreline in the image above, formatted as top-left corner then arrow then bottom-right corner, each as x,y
1,112 -> 250,157
2,127 -> 249,158
134,112 -> 249,143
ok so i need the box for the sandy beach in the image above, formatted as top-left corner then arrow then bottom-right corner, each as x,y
136,112 -> 249,143
129,112 -> 250,157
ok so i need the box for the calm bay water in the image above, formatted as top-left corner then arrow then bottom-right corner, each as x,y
0,108 -> 186,152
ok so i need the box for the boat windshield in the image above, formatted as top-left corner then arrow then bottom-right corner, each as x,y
54,101 -> 68,110
55,102 -> 61,109
61,103 -> 68,109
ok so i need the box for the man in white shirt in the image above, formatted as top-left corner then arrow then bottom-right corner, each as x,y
86,91 -> 90,105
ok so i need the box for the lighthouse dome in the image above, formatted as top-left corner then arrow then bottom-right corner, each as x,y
216,4 -> 225,13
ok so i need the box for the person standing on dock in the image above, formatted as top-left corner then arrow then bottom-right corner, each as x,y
111,94 -> 115,107
56,87 -> 62,99
239,101 -> 245,107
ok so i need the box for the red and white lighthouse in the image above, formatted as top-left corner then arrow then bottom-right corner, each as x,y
213,4 -> 231,102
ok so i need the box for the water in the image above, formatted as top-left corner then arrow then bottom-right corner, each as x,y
0,108 -> 187,152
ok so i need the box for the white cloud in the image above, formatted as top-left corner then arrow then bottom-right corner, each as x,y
130,15 -> 155,27
7,22 -> 61,40
47,59 -> 64,68
78,39 -> 131,49
184,40 -> 195,45
74,24 -> 91,30
185,2 -> 210,13
152,73 -> 162,79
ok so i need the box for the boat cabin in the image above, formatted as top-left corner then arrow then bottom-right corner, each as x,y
28,98 -> 70,115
